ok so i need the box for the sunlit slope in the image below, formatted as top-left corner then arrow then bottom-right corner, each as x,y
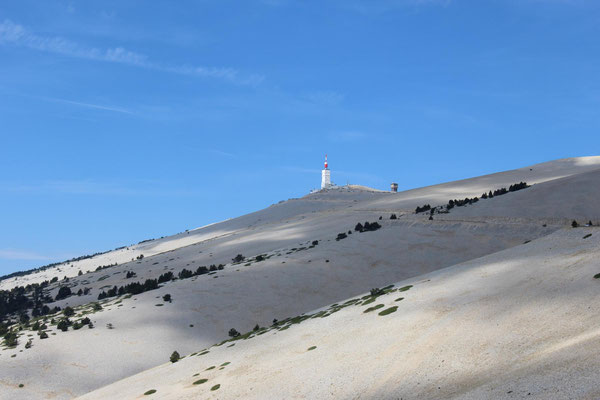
2,156 -> 600,400
79,227 -> 600,400
0,217 -> 550,400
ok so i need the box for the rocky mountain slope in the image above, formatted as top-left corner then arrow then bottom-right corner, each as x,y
1,156 -> 599,399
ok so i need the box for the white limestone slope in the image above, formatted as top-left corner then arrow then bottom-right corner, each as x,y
1,156 -> 600,399
79,227 -> 600,400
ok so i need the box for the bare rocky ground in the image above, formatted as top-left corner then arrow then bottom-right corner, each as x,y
1,156 -> 600,400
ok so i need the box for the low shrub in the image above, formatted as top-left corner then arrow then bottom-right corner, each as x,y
170,351 -> 180,363
378,306 -> 398,316
336,233 -> 347,241
363,304 -> 384,313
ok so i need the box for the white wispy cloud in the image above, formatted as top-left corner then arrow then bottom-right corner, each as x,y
208,149 -> 237,158
1,179 -> 204,197
0,249 -> 51,261
40,96 -> 134,114
304,90 -> 345,106
0,19 -> 263,85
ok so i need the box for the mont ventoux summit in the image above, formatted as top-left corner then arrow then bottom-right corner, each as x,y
2,155 -> 600,399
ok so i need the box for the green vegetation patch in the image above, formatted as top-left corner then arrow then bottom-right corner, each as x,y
198,350 -> 210,356
206,366 -> 215,370
144,389 -> 157,395
395,297 -> 404,302
363,304 -> 385,313
584,234 -> 592,239
211,384 -> 221,391
307,346 -> 317,351
398,285 -> 413,292
193,379 -> 208,385
378,306 -> 398,316
362,297 -> 376,306
220,362 -> 230,366
594,273 -> 600,279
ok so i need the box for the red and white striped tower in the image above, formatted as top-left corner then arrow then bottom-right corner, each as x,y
321,154 -> 331,189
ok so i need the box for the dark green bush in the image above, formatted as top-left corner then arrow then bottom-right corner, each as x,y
55,286 -> 72,300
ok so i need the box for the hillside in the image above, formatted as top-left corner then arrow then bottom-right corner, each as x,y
79,227 -> 600,400
1,156 -> 599,399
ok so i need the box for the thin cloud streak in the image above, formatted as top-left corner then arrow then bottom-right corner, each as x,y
1,180 -> 206,197
0,19 -> 263,85
0,249 -> 51,261
41,97 -> 134,114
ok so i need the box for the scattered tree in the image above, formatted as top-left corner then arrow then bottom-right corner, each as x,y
55,286 -> 72,301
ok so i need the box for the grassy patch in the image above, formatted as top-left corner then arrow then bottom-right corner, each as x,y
363,304 -> 384,313
594,273 -> 600,279
193,379 -> 208,385
395,297 -> 404,302
362,297 -> 376,306
144,389 -> 157,395
584,234 -> 592,239
307,346 -> 317,351
155,304 -> 163,307
398,285 -> 413,292
198,351 -> 210,356
378,306 -> 398,316
220,362 -> 230,366
206,366 -> 215,370
211,384 -> 221,391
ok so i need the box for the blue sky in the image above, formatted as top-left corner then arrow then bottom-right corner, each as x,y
1,0 -> 599,275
